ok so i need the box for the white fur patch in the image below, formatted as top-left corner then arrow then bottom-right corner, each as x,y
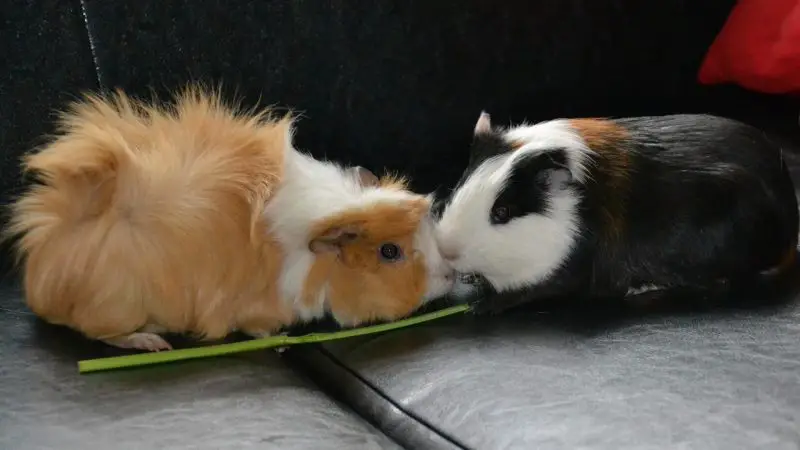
436,119 -> 592,292
263,147 -> 453,319
503,119 -> 596,183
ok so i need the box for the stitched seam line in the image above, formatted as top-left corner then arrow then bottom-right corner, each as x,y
79,0 -> 104,88
314,345 -> 472,450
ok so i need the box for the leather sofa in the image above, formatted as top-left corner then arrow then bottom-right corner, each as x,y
2,1 -> 799,449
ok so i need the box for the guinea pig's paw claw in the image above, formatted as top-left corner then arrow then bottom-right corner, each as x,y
104,332 -> 173,352
130,333 -> 173,352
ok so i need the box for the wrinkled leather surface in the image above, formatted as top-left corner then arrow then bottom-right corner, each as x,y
286,139 -> 800,450
293,290 -> 800,450
0,283 -> 400,450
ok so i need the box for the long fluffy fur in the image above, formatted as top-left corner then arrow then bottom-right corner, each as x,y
6,87 -> 294,341
6,87 -> 453,348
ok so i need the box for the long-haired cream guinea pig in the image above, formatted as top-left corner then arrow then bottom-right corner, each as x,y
5,87 -> 454,351
436,112 -> 799,314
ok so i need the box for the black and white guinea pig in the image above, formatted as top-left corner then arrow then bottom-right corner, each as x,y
435,112 -> 799,314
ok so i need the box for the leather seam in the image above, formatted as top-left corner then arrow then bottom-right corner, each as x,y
78,0 -> 105,88
309,345 -> 471,450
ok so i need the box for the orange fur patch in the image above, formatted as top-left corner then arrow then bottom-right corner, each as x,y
568,119 -> 629,153
509,140 -> 525,151
6,86 -> 296,341
304,198 -> 431,325
568,119 -> 632,240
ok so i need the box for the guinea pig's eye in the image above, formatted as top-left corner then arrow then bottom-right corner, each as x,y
490,205 -> 511,225
378,243 -> 404,262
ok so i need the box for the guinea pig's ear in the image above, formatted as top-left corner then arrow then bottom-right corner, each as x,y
350,166 -> 380,188
539,150 -> 574,190
474,111 -> 492,135
513,148 -> 575,191
308,224 -> 362,255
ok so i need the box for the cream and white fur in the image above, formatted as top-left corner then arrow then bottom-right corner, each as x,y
266,141 -> 454,323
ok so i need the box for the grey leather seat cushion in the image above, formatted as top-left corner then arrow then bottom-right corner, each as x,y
0,284 -> 400,450
291,300 -> 800,450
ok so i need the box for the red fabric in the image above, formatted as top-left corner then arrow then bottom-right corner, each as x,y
698,0 -> 800,95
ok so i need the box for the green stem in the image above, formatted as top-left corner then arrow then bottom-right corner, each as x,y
78,304 -> 470,374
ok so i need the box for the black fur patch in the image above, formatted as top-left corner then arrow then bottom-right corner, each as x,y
491,148 -> 574,225
585,114 -> 800,291
450,131 -> 513,194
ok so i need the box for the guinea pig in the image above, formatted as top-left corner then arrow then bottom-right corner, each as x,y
5,86 -> 454,351
435,111 -> 799,314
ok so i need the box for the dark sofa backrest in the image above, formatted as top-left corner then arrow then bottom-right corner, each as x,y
1,0 -> 796,276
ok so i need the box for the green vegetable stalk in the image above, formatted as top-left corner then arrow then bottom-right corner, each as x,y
78,304 -> 470,374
